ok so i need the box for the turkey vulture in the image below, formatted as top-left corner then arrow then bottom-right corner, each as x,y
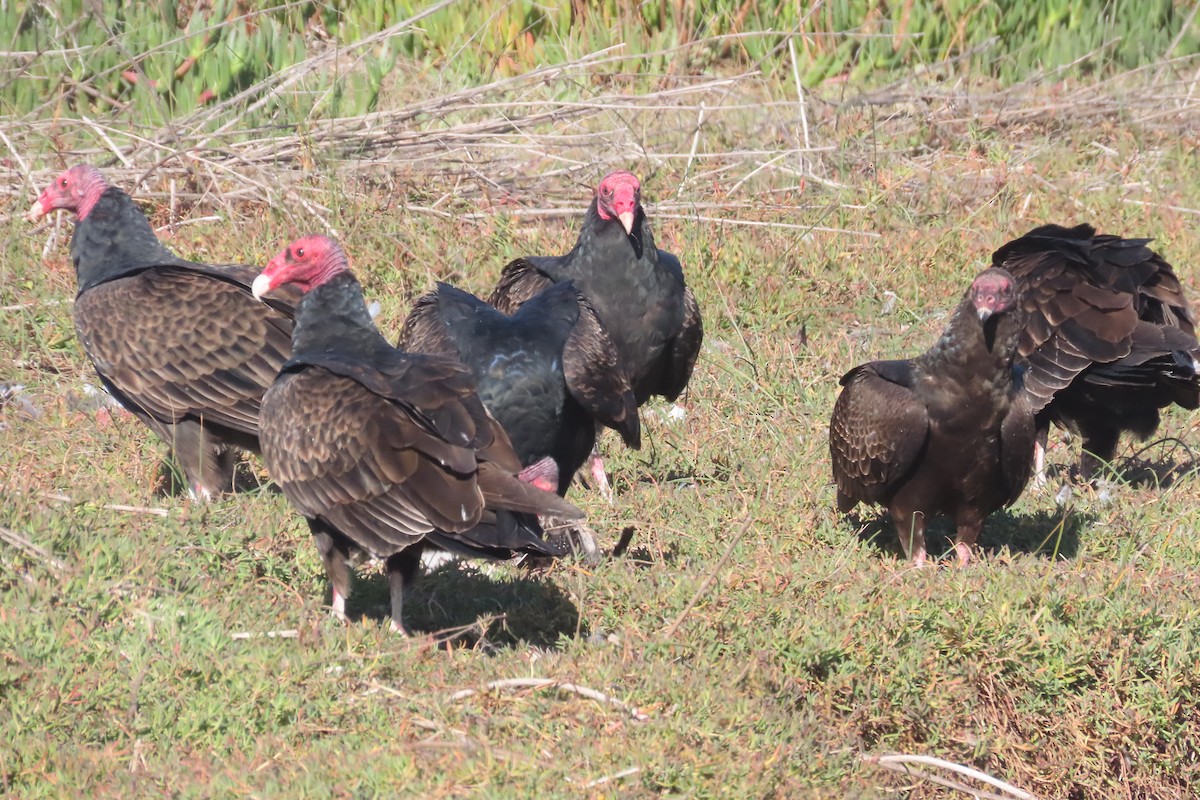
829,269 -> 1035,566
252,235 -> 582,634
398,280 -> 640,496
993,224 -> 1200,481
488,170 -> 703,493
27,164 -> 297,499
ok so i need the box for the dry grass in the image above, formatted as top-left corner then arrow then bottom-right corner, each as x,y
3,44 -> 1200,799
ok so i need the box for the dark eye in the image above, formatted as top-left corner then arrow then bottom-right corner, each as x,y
296,247 -> 305,258
59,178 -> 68,187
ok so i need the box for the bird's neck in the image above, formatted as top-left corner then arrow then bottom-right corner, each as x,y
572,203 -> 654,268
916,303 -> 1023,396
72,188 -> 184,292
291,272 -> 392,359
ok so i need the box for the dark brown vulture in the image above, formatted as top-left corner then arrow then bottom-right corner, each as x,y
829,269 -> 1035,566
399,280 -> 639,497
993,224 -> 1200,481
488,170 -> 703,494
27,164 -> 297,499
252,235 -> 582,634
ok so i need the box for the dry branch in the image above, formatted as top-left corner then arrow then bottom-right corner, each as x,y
0,526 -> 65,571
447,677 -> 649,721
865,753 -> 1037,799
39,491 -> 169,517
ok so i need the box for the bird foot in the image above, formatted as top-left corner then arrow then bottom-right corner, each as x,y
954,542 -> 973,566
517,516 -> 603,570
911,548 -> 927,568
388,619 -> 410,637
187,484 -> 215,502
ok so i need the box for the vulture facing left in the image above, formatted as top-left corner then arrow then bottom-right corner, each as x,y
829,269 -> 1035,565
28,164 -> 297,499
993,223 -> 1200,482
252,235 -> 582,634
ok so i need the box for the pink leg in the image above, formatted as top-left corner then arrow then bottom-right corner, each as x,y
1032,439 -> 1047,487
893,510 -> 927,567
589,452 -> 614,504
954,516 -> 982,567
331,585 -> 347,621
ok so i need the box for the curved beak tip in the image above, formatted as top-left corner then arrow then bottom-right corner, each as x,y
251,273 -> 272,301
26,201 -> 44,223
977,307 -> 993,323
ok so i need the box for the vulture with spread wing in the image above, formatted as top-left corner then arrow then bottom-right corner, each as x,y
399,280 -> 639,496
488,170 -> 703,492
994,223 -> 1200,481
830,269 -> 1035,565
28,164 -> 297,499
252,236 -> 581,634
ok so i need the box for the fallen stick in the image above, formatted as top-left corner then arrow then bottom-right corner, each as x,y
230,629 -> 299,641
39,491 -> 169,517
447,677 -> 648,721
0,526 -> 66,571
864,753 -> 1036,799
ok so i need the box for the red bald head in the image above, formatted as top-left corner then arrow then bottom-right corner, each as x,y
253,234 -> 349,299
594,170 -> 641,235
970,268 -> 1019,322
27,164 -> 110,222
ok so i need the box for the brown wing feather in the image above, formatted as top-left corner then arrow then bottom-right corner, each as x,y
999,390 -> 1036,505
75,269 -> 293,437
488,258 -> 555,315
1006,252 -> 1139,413
562,293 -> 641,448
395,290 -> 452,354
1000,230 -> 1200,417
829,364 -> 929,512
261,370 -> 490,553
261,367 -> 581,558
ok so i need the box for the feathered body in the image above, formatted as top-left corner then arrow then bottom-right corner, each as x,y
830,269 -> 1035,565
993,223 -> 1200,480
253,237 -> 580,633
489,171 -> 703,406
399,281 -> 639,495
28,165 -> 296,498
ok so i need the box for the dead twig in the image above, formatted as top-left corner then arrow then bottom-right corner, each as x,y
38,491 -> 169,517
581,766 -> 642,789
865,753 -> 1037,800
662,514 -> 755,640
447,677 -> 649,721
230,629 -> 300,641
0,526 -> 66,571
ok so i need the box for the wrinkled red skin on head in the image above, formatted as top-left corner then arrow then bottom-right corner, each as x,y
29,164 -> 109,221
971,270 -> 1019,320
594,170 -> 641,232
257,234 -> 349,296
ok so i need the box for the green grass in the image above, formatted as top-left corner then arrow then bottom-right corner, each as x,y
4,45 -> 1200,798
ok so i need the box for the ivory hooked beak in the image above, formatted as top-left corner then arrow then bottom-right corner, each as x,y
618,210 -> 635,235
251,273 -> 273,301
